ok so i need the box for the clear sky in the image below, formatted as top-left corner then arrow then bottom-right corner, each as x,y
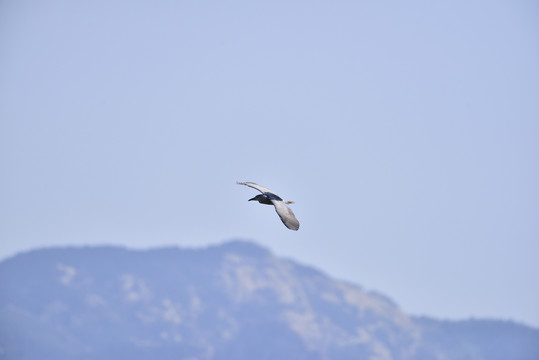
1,1 -> 538,327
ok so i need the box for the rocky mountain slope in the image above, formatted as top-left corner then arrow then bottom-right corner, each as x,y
0,241 -> 537,359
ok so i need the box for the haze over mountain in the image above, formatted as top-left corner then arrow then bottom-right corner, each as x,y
1,241 -> 537,360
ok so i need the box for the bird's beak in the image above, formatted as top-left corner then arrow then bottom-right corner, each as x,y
248,197 -> 256,201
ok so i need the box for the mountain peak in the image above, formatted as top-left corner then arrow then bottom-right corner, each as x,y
1,240 -> 537,360
210,239 -> 273,258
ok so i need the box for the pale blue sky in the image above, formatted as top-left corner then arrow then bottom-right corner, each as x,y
1,1 -> 538,326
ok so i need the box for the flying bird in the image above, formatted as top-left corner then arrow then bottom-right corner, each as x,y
237,181 -> 300,231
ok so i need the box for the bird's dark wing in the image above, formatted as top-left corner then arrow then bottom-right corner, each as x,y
271,200 -> 300,231
236,181 -> 274,194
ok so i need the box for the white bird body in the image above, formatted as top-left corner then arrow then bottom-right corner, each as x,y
237,181 -> 300,231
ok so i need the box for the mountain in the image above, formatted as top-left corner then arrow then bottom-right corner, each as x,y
0,241 -> 537,360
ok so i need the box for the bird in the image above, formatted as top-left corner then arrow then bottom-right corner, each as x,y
237,181 -> 300,231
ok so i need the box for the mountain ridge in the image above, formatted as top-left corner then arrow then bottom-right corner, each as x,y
1,240 -> 537,360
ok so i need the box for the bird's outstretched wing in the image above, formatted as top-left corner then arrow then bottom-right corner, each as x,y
236,181 -> 274,194
271,200 -> 300,231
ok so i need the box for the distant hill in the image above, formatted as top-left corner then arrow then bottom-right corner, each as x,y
0,241 -> 538,360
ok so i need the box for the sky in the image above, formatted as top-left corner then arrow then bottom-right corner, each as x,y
1,1 -> 538,327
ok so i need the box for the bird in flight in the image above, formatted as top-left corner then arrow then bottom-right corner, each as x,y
237,181 -> 300,231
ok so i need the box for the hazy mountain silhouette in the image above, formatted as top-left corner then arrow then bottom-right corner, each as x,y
1,241 -> 537,359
